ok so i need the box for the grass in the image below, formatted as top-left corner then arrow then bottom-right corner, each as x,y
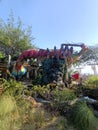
0,93 -> 76,130
0,95 -> 20,130
1,78 -> 98,130
71,101 -> 98,130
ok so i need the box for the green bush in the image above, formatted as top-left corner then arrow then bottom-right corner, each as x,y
1,79 -> 24,100
84,75 -> 98,89
72,101 -> 98,130
0,52 -> 5,59
58,117 -> 68,130
32,85 -> 50,98
51,88 -> 77,111
52,88 -> 76,102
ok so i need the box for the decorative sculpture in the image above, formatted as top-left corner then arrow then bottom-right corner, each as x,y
12,43 -> 86,86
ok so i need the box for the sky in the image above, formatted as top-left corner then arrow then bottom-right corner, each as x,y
0,0 -> 98,49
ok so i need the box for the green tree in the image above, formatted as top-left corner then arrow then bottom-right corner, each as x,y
0,11 -> 35,58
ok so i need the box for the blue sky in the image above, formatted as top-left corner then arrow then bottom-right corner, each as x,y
0,0 -> 98,49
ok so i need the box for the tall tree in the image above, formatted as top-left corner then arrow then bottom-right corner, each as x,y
0,11 -> 35,58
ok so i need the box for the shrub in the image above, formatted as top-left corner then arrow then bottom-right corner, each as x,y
1,79 -> 24,100
52,88 -> 76,102
58,117 -> 68,130
0,52 -> 5,60
83,75 -> 98,89
51,88 -> 77,111
71,101 -> 98,130
32,85 -> 50,98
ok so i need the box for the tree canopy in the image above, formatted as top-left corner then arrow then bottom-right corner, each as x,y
0,12 -> 35,59
80,45 -> 98,65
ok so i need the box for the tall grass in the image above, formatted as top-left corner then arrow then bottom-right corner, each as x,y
72,101 -> 98,130
0,95 -> 21,130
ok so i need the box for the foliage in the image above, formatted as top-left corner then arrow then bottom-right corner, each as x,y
72,101 -> 98,130
52,88 -> 76,102
0,11 -> 35,58
33,73 -> 42,85
0,79 -> 76,130
0,79 -> 47,130
51,88 -> 77,111
0,78 -> 24,100
83,75 -> 98,89
0,93 -> 70,130
0,52 -> 5,59
32,84 -> 50,98
0,95 -> 21,130
58,117 -> 68,130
